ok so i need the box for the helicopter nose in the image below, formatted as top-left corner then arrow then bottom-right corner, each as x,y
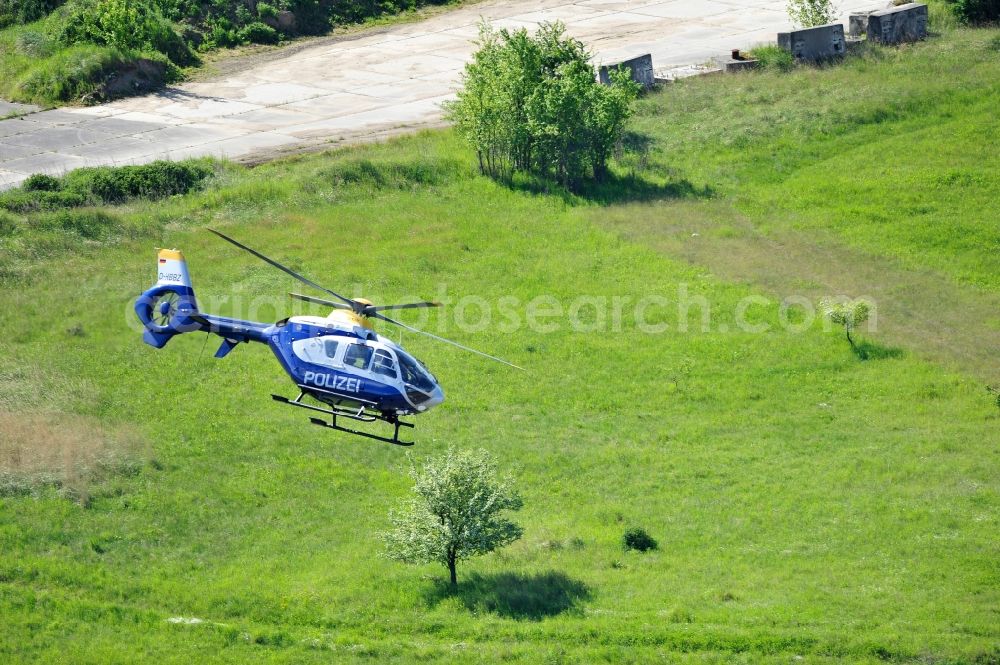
425,385 -> 445,409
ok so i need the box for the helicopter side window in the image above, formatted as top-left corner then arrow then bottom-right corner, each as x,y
343,344 -> 373,370
324,339 -> 340,359
371,349 -> 397,379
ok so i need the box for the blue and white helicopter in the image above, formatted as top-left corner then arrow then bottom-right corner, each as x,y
134,229 -> 520,445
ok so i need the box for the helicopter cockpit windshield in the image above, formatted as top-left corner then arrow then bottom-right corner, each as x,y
396,350 -> 437,396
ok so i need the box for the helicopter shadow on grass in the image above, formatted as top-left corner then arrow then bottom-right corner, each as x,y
424,571 -> 590,621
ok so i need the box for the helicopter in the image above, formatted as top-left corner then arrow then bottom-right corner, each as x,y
134,229 -> 520,446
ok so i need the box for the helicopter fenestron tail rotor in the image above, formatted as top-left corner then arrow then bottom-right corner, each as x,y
208,228 -> 523,370
151,291 -> 180,326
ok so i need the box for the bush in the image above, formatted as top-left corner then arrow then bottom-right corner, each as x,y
946,0 -> 1000,23
623,527 -> 657,552
786,0 -> 837,28
750,44 -> 795,72
446,22 -> 640,189
0,188 -> 87,212
0,160 -> 215,213
22,174 -> 62,192
257,3 -> 279,20
238,21 -> 280,45
58,0 -> 198,67
73,160 -> 215,203
0,0 -> 64,28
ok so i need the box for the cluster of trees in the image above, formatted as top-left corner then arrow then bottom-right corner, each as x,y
445,22 -> 640,190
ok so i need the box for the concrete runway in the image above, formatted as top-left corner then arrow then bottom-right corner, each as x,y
0,0 -> 878,189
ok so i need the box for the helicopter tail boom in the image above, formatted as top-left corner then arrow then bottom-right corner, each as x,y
135,248 -> 272,350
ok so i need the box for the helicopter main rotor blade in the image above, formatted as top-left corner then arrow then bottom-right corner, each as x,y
208,229 -> 356,309
289,292 -> 353,310
368,302 -> 442,313
370,312 -> 524,370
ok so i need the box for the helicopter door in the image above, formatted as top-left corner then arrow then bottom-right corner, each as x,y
371,349 -> 398,380
292,336 -> 343,368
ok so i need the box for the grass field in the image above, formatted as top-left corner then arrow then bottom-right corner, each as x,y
1,25 -> 999,665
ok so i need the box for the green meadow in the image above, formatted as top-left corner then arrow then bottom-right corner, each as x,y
1,25 -> 998,664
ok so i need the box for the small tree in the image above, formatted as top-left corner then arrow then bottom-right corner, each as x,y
786,0 -> 838,27
445,21 -> 640,189
820,298 -> 871,350
382,448 -> 523,586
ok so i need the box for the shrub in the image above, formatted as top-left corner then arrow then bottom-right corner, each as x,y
0,160 -> 214,213
750,44 -> 795,72
257,2 -> 279,20
22,174 -> 62,192
0,188 -> 87,212
623,526 -> 658,552
786,0 -> 838,28
238,21 -> 280,45
446,22 -> 640,189
75,160 -> 215,203
58,0 -> 197,66
946,0 -> 1000,23
0,0 -> 64,28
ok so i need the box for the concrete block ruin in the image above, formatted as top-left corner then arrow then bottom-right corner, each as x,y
777,23 -> 846,61
598,54 -> 655,89
723,49 -> 759,73
849,11 -> 878,37
867,3 -> 928,44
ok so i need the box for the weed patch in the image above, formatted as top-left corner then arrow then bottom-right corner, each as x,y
0,411 -> 148,504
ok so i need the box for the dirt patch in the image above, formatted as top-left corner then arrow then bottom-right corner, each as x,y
0,411 -> 148,504
86,58 -> 172,105
596,198 -> 1000,383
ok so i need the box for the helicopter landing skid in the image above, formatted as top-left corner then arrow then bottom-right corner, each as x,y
308,415 -> 414,447
271,390 -> 415,446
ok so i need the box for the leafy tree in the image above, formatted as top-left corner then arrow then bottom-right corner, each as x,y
786,0 -> 838,28
382,448 -> 523,586
820,298 -> 871,350
946,0 -> 1000,23
446,22 -> 640,189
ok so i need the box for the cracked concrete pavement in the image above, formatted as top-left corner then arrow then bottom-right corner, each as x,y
0,0 -> 879,189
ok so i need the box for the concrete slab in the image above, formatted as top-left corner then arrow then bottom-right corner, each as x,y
0,169 -> 27,188
0,143 -> 47,161
1,152 -> 91,176
0,0 -> 877,187
0,118 -> 45,139
61,136 -> 159,161
4,126 -> 116,151
0,101 -> 40,117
